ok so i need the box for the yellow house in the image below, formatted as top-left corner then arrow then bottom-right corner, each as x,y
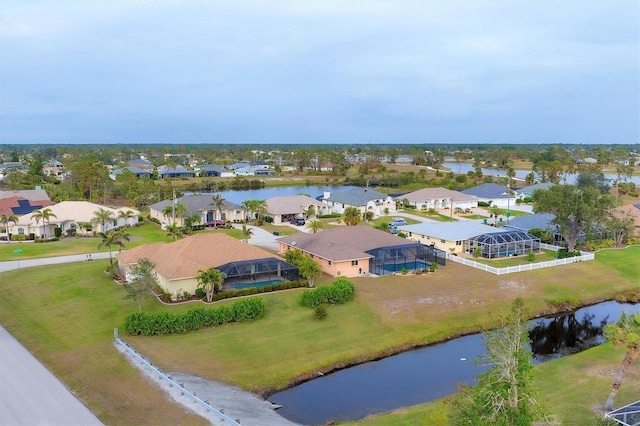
398,222 -> 502,254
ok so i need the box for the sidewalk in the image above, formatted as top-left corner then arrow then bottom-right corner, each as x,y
0,251 -> 111,273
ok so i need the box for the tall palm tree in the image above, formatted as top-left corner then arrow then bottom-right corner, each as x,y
603,311 -> 640,410
211,193 -> 226,221
196,267 -> 226,302
1,213 -> 18,242
31,208 -> 57,239
183,213 -> 201,231
97,228 -> 131,266
343,207 -> 361,226
306,219 -> 325,234
165,222 -> 185,242
161,203 -> 187,225
92,208 -> 115,233
256,200 -> 268,224
488,205 -> 503,226
117,209 -> 135,227
241,223 -> 253,243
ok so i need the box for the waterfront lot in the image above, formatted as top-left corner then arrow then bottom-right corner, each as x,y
0,246 -> 637,424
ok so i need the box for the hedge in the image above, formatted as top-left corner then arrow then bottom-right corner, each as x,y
124,298 -> 266,335
300,278 -> 355,308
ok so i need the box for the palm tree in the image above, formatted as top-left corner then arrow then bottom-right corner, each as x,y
211,193 -> 226,221
256,200 -> 268,224
196,267 -> 226,302
183,213 -> 201,231
31,208 -> 57,239
343,206 -> 361,226
1,213 -> 18,242
306,219 -> 325,234
299,257 -> 321,287
165,222 -> 185,242
92,208 -> 115,233
241,223 -> 253,243
97,228 -> 131,266
603,311 -> 640,410
117,209 -> 135,227
161,205 -> 174,222
161,203 -> 187,225
488,205 -> 503,226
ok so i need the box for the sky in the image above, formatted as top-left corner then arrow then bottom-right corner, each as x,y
0,1 -> 638,145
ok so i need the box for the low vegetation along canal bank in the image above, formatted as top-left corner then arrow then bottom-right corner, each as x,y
270,301 -> 638,425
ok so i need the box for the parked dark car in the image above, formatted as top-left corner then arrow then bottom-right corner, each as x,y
206,220 -> 226,228
291,217 -> 306,226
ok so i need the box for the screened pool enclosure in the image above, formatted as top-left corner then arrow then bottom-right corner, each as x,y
464,230 -> 540,259
367,243 -> 446,276
217,257 -> 299,289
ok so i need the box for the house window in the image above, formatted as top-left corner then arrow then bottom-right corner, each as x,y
328,260 -> 332,266
456,240 -> 462,246
18,228 -> 24,234
351,260 -> 358,266
310,254 -> 314,259
441,239 -> 446,243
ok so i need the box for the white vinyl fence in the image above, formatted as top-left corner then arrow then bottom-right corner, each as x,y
448,243 -> 594,275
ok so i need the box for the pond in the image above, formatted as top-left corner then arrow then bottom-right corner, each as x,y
269,301 -> 638,425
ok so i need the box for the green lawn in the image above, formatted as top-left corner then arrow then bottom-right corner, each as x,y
469,249 -> 558,267
0,245 -> 637,424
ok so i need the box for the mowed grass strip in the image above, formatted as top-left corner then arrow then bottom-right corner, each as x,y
0,261 -> 208,425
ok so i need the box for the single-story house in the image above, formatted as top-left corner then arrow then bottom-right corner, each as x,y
0,162 -> 26,181
265,195 -> 328,224
149,195 -> 244,227
128,158 -> 154,170
398,221 -> 504,254
157,165 -> 195,178
234,166 -> 275,176
0,189 -> 54,217
196,164 -> 235,178
116,233 -> 299,297
322,187 -> 396,218
516,182 -> 554,199
9,201 -> 139,238
460,183 -> 520,208
110,166 -> 152,180
278,226 -> 446,277
397,187 -> 478,211
613,203 -> 640,237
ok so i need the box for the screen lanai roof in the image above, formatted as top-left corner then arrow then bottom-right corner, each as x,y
606,400 -> 640,426
469,230 -> 540,245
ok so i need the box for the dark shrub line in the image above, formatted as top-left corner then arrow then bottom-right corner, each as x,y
124,298 -> 266,336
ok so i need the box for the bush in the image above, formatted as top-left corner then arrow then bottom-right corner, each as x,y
54,227 -> 62,238
526,252 -> 536,262
194,288 -> 205,299
11,234 -> 26,241
314,304 -> 328,320
300,278 -> 355,308
124,298 -> 266,335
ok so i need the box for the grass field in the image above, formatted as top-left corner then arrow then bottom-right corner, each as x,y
0,245 -> 637,424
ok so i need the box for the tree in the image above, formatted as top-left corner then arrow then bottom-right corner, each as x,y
343,207 -> 361,226
533,184 -> 618,252
488,205 -> 503,226
606,212 -> 635,246
117,209 -> 136,227
31,208 -> 57,239
603,311 -> 640,410
211,193 -> 226,220
306,219 -> 325,234
92,208 -> 115,233
241,223 -> 253,243
183,213 -> 202,230
97,228 -> 131,266
165,222 -> 185,242
124,258 -> 158,311
449,299 -> 548,425
196,267 -> 226,302
0,214 -> 18,241
299,257 -> 322,287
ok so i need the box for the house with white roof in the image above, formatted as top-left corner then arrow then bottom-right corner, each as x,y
397,187 -> 478,211
398,221 -> 504,254
9,201 -> 139,239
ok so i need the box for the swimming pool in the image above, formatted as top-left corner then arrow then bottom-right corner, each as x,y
381,261 -> 429,273
231,279 -> 283,290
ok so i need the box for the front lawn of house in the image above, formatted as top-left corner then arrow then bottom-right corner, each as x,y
0,246 -> 637,424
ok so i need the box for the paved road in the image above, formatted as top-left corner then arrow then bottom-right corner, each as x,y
0,251 -> 111,273
0,325 -> 103,425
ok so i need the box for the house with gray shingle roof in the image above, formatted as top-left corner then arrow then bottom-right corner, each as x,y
279,226 -> 445,277
157,165 -> 195,178
149,195 -> 244,227
516,182 -> 554,198
196,164 -> 234,178
109,166 -> 152,180
322,187 -> 396,218
460,183 -> 520,208
397,187 -> 478,211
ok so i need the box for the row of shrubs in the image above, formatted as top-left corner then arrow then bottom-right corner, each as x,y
124,298 -> 266,335
300,278 -> 355,308
204,279 -> 309,302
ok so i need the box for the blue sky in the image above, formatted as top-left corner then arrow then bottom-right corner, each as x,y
1,1 -> 638,145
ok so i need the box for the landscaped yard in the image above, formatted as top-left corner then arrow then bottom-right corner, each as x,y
0,245 -> 637,425
465,249 -> 558,267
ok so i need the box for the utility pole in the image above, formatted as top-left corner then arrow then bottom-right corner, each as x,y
172,190 -> 176,224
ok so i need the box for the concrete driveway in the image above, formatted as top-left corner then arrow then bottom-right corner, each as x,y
234,224 -> 282,251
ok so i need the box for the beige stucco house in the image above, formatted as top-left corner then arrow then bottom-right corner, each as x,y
148,195 -> 245,227
116,233 -> 298,298
321,187 -> 396,218
398,187 -> 478,211
9,201 -> 139,239
265,195 -> 328,224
